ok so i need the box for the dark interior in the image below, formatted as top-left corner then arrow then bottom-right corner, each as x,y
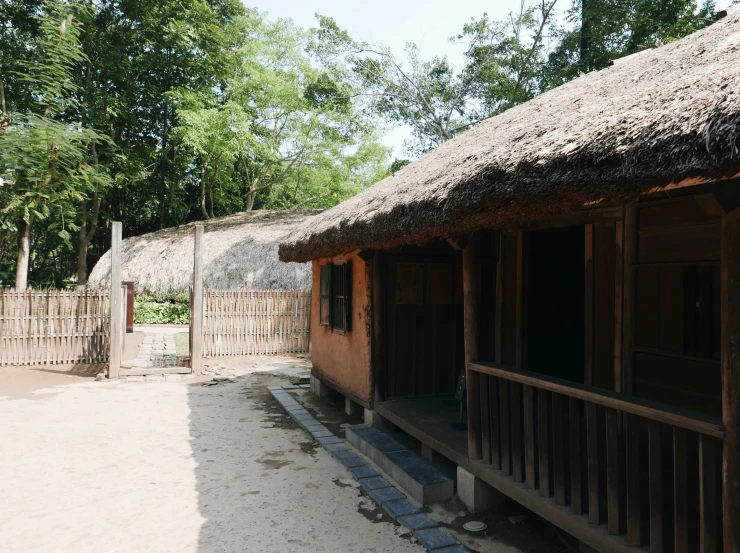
525,226 -> 585,383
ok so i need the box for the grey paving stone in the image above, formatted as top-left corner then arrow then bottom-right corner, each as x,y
323,442 -> 350,454
383,498 -> 419,518
337,454 -> 366,468
126,376 -> 145,383
369,486 -> 406,503
317,435 -> 343,446
398,513 -> 438,531
331,447 -> 358,459
359,477 -> 392,491
434,546 -> 471,553
292,413 -> 315,421
350,465 -> 380,479
303,424 -> 327,433
145,374 -> 165,382
311,430 -> 334,439
281,384 -> 299,390
414,528 -> 459,550
164,374 -> 181,381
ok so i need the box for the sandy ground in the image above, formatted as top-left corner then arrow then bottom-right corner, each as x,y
0,356 -> 425,553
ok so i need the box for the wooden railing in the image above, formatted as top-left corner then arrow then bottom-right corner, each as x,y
202,290 -> 311,356
470,361 -> 724,553
0,289 -> 111,366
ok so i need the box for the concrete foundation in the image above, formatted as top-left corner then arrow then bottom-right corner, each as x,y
364,408 -> 393,431
456,466 -> 505,514
310,374 -> 332,398
345,397 -> 362,417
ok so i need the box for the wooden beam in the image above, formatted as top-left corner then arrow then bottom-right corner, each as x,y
108,221 -> 122,379
613,219 -> 624,393
721,205 -> 740,553
191,224 -> 204,375
622,203 -> 637,395
463,240 -> 482,460
371,251 -> 386,405
585,224 -> 594,386
515,232 -> 524,370
519,205 -> 624,232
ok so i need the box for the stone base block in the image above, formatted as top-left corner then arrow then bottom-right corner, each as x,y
457,466 -> 505,514
310,374 -> 331,397
345,397 -> 363,417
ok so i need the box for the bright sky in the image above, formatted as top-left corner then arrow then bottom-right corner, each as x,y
248,0 -> 733,160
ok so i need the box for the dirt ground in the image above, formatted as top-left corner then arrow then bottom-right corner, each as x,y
0,353 -> 568,553
0,356 -> 425,553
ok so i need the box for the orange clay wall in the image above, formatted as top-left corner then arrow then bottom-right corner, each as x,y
310,252 -> 373,407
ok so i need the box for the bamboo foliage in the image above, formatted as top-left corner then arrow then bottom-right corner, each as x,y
0,289 -> 111,366
202,290 -> 310,356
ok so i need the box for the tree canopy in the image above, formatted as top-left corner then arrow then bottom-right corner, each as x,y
0,0 -> 720,288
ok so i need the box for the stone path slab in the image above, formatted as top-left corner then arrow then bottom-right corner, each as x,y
269,385 -> 471,553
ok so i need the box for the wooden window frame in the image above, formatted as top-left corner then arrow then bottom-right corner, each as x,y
319,265 -> 332,327
331,261 -> 351,334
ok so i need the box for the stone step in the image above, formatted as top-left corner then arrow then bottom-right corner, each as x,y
119,367 -> 191,376
346,424 -> 454,506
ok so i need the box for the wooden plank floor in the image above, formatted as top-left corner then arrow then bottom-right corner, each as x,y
377,396 -> 468,461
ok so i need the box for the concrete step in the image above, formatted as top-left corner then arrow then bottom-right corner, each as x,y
346,424 -> 454,506
119,367 -> 191,376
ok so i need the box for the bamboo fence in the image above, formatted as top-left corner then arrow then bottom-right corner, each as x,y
0,289 -> 111,366
202,290 -> 310,356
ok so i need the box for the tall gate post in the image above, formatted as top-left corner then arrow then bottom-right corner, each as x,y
191,224 -> 204,374
109,222 -> 122,379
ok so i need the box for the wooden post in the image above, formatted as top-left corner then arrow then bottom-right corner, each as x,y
108,222 -> 122,379
371,252 -> 385,405
721,205 -> 740,553
191,224 -> 204,375
622,204 -> 637,395
463,239 -> 482,460
584,224 -> 594,386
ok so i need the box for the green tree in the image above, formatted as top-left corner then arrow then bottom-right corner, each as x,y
0,0 -> 112,289
540,0 -> 716,90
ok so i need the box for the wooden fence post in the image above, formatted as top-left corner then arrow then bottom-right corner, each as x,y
109,222 -> 122,379
191,224 -> 204,374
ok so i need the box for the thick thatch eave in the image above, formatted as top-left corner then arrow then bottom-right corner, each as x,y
280,8 -> 740,263
89,210 -> 320,297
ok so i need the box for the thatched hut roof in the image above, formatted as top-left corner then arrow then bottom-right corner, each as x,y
89,210 -> 319,296
280,8 -> 740,263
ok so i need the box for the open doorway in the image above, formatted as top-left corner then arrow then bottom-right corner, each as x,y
525,226 -> 585,383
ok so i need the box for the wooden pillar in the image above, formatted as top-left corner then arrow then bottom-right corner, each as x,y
371,251 -> 385,405
721,206 -> 740,553
613,220 -> 624,393
191,224 -> 204,375
622,203 -> 637,395
108,221 -> 122,379
584,224 -> 594,386
463,239 -> 482,460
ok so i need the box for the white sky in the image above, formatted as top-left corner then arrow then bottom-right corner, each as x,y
249,0 -> 733,160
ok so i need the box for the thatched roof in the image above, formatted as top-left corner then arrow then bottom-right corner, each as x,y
280,8 -> 740,263
89,210 -> 319,296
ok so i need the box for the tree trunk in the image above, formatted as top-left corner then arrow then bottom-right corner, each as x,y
200,164 -> 209,220
208,183 -> 215,219
580,0 -> 591,72
76,235 -> 88,289
244,187 -> 256,211
15,216 -> 33,290
0,64 -> 7,117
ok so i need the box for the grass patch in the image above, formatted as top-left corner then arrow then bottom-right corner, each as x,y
173,332 -> 190,357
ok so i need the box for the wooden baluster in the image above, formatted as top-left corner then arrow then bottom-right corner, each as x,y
523,385 -> 536,489
649,420 -> 663,553
699,434 -> 717,553
606,407 -> 621,534
481,374 -> 492,464
511,381 -> 524,483
586,402 -> 600,525
489,376 -> 501,470
570,398 -> 584,515
499,380 -> 511,476
552,393 -> 566,505
673,427 -> 688,553
538,389 -> 551,498
626,413 -> 642,546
